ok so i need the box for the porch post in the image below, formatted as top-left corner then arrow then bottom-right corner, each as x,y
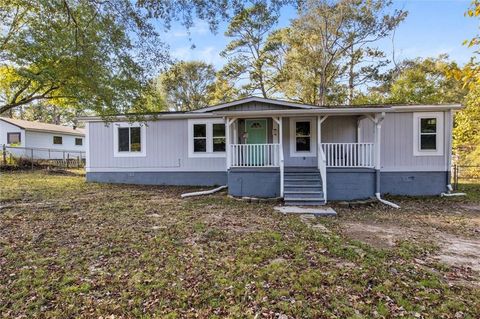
374,113 -> 385,194
272,116 -> 284,198
317,116 -> 328,202
225,118 -> 236,170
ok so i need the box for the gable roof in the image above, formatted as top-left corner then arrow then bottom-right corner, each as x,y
190,96 -> 323,113
0,117 -> 85,136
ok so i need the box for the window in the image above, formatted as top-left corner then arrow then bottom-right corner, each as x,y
289,118 -> 316,157
113,123 -> 146,157
118,127 -> 141,152
53,136 -> 63,145
212,123 -> 226,152
295,121 -> 311,152
75,138 -> 83,146
420,118 -> 437,150
7,132 -> 21,145
188,119 -> 226,157
193,124 -> 207,152
413,112 -> 444,156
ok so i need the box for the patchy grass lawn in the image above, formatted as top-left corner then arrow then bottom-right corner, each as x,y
1,171 -> 479,318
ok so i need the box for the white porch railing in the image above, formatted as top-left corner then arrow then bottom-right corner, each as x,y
322,143 -> 375,168
230,143 -> 280,167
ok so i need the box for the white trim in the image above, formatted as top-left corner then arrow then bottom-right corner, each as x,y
289,117 -> 317,157
113,122 -> 147,157
187,118 -> 226,158
413,112 -> 444,157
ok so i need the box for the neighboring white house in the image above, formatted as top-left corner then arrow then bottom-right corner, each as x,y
80,97 -> 462,205
0,117 -> 85,159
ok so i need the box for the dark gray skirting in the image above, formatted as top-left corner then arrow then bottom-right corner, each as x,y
86,171 -> 227,186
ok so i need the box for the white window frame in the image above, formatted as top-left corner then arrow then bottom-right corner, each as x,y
289,117 -> 316,157
413,112 -> 444,156
113,122 -> 147,157
188,118 -> 226,158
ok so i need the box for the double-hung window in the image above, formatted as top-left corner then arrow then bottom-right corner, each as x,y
113,123 -> 146,157
193,124 -> 207,152
212,124 -> 226,152
289,118 -> 316,157
75,138 -> 83,146
413,112 -> 443,156
188,119 -> 226,157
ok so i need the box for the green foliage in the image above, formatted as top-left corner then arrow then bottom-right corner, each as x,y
0,1 -> 172,117
209,72 -> 242,105
269,0 -> 406,105
388,55 -> 466,104
221,3 -> 280,98
358,55 -> 466,105
159,61 -> 216,111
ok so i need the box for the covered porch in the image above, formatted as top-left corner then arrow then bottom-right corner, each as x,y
223,112 -> 384,203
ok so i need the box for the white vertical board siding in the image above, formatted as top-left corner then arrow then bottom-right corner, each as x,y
88,119 -> 226,172
24,131 -> 85,159
25,131 -> 84,151
358,112 -> 447,172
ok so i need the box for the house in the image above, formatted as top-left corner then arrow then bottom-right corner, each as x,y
81,97 -> 461,205
0,117 -> 85,159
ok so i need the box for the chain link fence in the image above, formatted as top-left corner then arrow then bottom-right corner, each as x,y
1,144 -> 85,170
452,164 -> 480,190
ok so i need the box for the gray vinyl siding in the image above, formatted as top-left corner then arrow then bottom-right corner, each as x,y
218,101 -> 299,112
358,112 -> 448,172
321,116 -> 357,143
87,119 -> 226,172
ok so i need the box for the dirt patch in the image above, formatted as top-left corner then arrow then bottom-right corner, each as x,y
340,222 -> 422,249
435,234 -> 480,272
340,221 -> 480,273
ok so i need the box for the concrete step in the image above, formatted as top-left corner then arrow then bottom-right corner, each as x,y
284,191 -> 324,198
285,193 -> 324,200
285,180 -> 322,186
284,200 -> 326,206
284,167 -> 319,173
285,186 -> 323,192
284,174 -> 321,178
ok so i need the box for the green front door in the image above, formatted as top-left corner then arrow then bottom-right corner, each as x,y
245,119 -> 267,165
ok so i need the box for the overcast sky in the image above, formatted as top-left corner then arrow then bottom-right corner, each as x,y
160,0 -> 479,70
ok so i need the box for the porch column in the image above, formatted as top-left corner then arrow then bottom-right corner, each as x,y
273,116 -> 284,197
317,116 -> 328,201
225,118 -> 236,170
374,113 -> 385,194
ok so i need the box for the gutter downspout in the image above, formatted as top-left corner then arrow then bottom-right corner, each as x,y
440,111 -> 466,197
373,112 -> 400,209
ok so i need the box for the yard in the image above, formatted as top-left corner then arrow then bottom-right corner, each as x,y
1,171 -> 479,318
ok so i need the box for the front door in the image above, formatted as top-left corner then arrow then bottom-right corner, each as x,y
245,119 -> 267,165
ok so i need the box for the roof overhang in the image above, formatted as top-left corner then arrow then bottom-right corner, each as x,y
191,96 -> 322,113
24,128 -> 85,136
78,103 -> 463,122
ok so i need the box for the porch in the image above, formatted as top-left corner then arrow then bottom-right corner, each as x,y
224,114 -> 384,204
